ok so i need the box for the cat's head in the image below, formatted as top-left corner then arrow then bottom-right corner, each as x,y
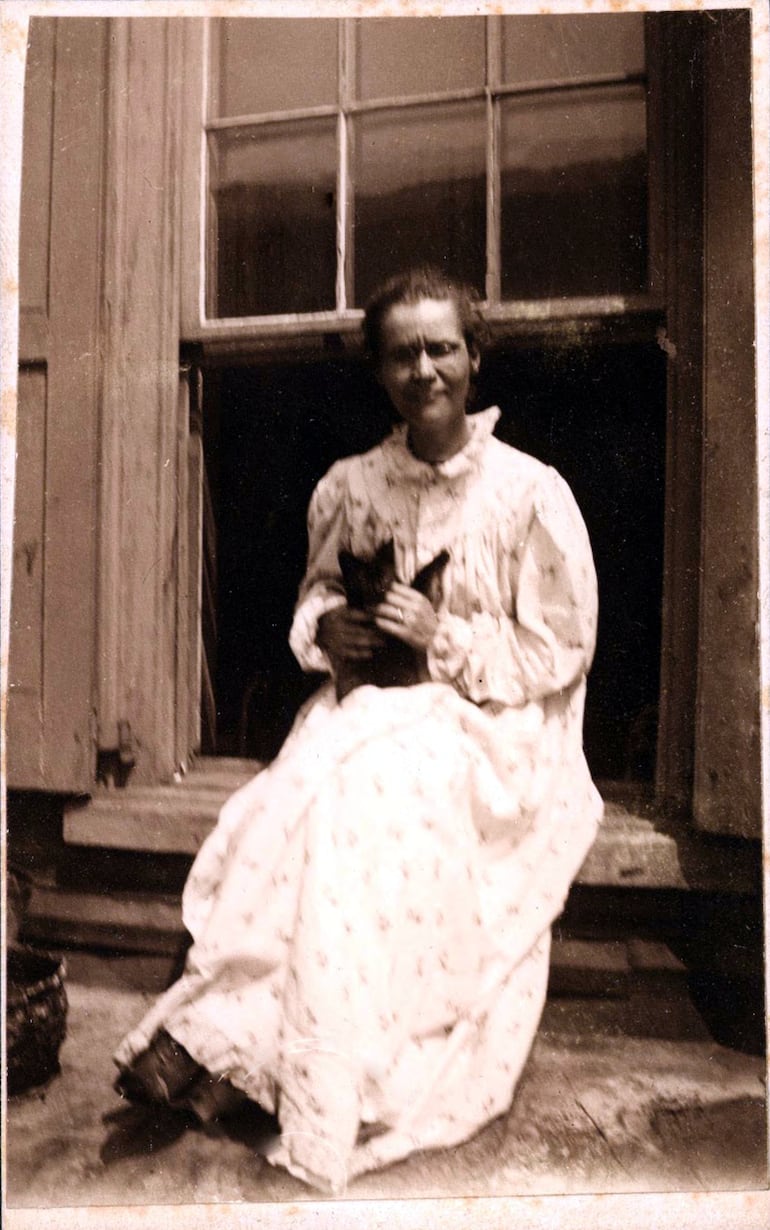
338,540 -> 449,611
338,540 -> 397,610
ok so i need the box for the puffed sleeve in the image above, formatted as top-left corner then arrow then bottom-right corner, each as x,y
288,463 -> 349,673
427,468 -> 598,706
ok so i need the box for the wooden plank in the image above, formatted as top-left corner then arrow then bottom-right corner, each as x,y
18,308 -> 48,363
199,437 -> 217,751
65,779 -> 256,809
155,18 -> 186,780
60,782 -> 759,893
64,810 -> 219,855
22,885 -> 184,954
63,772 -> 260,852
338,19 -> 355,311
95,17 -> 185,784
7,17 -> 55,788
693,12 -> 761,837
174,371 -> 192,772
580,811 -> 760,893
6,369 -> 47,786
18,16 -> 54,319
93,18 -> 128,762
40,17 -> 108,790
644,15 -> 667,300
548,939 -> 629,999
627,938 -> 686,975
187,413 -> 205,758
189,755 -> 259,776
182,294 -> 663,350
179,18 -> 205,336
655,15 -> 704,813
484,16 -> 501,304
17,885 -> 684,1004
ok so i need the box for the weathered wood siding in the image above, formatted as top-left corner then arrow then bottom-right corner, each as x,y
9,19 -> 107,790
654,14 -> 704,815
95,18 -> 189,784
694,12 -> 762,837
9,17 -> 196,790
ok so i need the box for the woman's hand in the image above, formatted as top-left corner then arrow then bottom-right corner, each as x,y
316,605 -> 385,665
374,581 -> 439,651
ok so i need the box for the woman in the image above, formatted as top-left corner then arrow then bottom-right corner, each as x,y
114,268 -> 602,1193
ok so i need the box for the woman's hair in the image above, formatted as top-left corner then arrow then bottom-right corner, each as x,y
362,267 -> 487,363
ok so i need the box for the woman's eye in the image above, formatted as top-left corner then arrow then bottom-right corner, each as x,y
386,342 -> 460,365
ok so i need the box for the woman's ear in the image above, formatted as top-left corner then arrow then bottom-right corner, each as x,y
469,345 -> 481,377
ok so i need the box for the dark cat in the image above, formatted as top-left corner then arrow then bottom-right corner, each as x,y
335,539 -> 450,701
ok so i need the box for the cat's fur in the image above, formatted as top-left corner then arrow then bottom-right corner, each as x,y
335,539 -> 449,700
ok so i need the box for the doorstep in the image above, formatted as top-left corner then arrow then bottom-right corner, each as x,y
18,885 -> 683,1006
62,758 -> 761,893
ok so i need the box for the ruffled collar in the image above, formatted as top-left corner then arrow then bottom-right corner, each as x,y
384,406 -> 501,483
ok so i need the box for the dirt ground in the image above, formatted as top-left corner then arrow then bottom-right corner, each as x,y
6,949 -> 767,1214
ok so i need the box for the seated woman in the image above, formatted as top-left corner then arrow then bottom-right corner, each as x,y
113,267 -> 603,1194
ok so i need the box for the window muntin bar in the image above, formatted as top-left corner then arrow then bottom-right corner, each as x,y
203,14 -> 651,325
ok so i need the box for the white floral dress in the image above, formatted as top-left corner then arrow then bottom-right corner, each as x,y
114,406 -> 603,1193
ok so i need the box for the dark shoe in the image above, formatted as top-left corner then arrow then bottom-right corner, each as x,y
181,1071 -> 249,1123
114,1028 -> 205,1106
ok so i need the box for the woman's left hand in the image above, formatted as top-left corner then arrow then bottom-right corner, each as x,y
374,581 -> 439,651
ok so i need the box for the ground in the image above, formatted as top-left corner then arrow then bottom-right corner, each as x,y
5,948 -> 767,1215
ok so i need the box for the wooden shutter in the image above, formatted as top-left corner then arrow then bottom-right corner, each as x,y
8,19 -> 107,791
8,17 -> 200,791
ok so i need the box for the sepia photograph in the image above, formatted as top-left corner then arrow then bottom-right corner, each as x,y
1,1 -> 768,1227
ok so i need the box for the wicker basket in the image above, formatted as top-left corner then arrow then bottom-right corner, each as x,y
7,946 -> 68,1096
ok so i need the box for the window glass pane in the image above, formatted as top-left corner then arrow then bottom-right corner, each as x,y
501,14 -> 645,86
215,19 -> 338,118
353,102 -> 486,306
500,85 -> 648,299
355,18 -> 486,101
209,121 -> 337,318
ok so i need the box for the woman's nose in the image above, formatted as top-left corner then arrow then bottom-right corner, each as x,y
413,348 -> 436,379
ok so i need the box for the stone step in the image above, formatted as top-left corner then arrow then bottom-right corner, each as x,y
22,884 -> 184,955
63,757 -> 260,855
19,881 -> 690,1002
63,762 -> 760,892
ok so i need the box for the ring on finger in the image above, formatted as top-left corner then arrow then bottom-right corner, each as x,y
397,608 -> 404,623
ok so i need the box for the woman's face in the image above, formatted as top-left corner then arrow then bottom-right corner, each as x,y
376,297 -> 480,441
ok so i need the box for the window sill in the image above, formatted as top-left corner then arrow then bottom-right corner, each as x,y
182,295 -> 666,364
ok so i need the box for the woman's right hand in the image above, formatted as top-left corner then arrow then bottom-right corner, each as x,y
316,606 -> 385,665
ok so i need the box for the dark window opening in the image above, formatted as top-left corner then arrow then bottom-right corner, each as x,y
202,337 -> 666,780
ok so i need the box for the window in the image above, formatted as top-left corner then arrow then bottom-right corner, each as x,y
200,14 -> 649,325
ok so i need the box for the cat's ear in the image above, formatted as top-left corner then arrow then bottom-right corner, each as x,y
338,549 -> 358,587
338,549 -> 368,603
375,539 -> 396,569
412,549 -> 450,608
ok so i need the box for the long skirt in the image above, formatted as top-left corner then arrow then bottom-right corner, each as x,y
114,680 -> 602,1193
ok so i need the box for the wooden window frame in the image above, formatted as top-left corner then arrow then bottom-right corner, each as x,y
180,13 -> 742,833
180,15 -> 662,352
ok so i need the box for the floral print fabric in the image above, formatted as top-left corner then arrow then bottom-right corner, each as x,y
114,407 -> 603,1193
